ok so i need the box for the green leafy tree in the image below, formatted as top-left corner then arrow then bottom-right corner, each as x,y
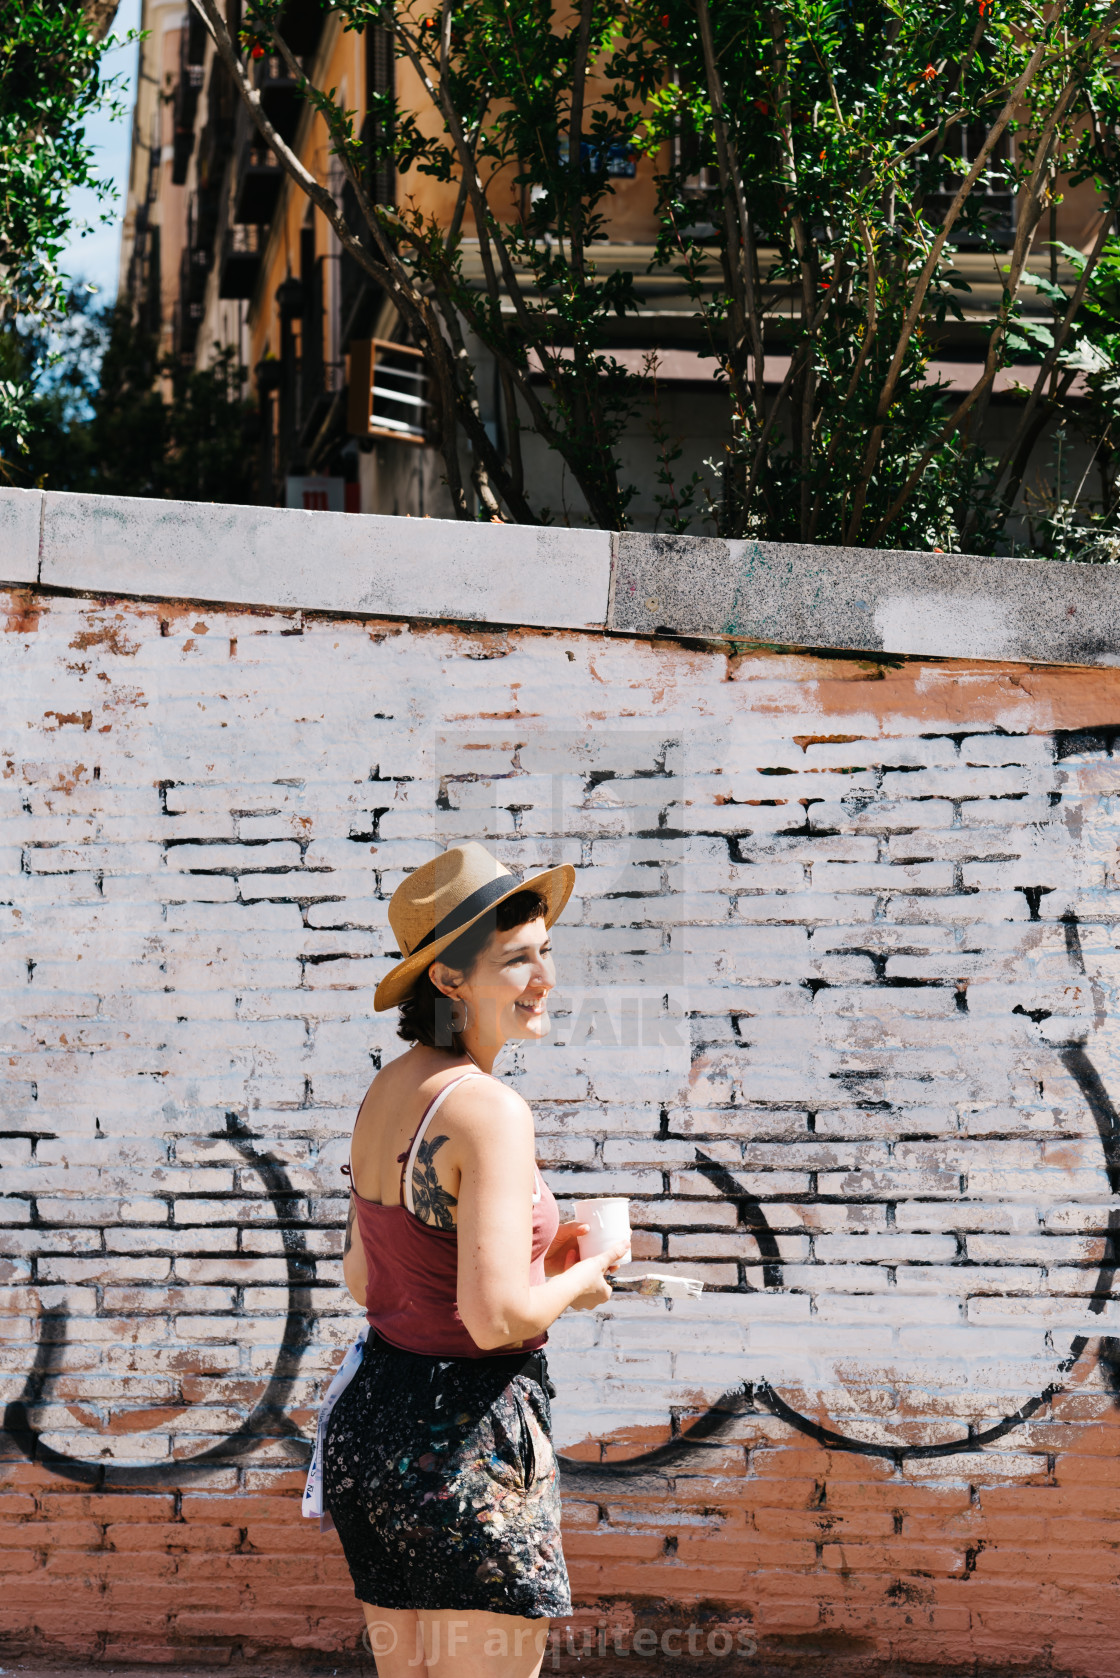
0,290 -> 106,486
1010,235 -> 1120,558
5,298 -> 258,503
91,309 -> 258,503
0,0 -> 128,456
182,0 -> 1120,544
645,0 -> 1120,547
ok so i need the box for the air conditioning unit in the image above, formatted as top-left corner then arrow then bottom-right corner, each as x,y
347,339 -> 429,443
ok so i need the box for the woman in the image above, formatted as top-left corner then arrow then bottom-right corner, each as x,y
323,841 -> 628,1678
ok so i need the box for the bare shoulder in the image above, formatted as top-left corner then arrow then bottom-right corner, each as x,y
441,1074 -> 533,1148
354,1052 -> 410,1122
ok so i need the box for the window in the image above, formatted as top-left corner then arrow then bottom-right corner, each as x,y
924,121 -> 1015,249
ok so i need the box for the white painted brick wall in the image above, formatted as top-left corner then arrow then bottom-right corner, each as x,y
0,587 -> 1118,1489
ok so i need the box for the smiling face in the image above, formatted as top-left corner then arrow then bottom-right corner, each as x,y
429,915 -> 555,1049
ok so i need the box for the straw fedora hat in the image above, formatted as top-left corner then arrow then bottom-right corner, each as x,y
374,842 -> 575,1012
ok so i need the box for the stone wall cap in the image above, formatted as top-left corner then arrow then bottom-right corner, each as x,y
23,488 -> 612,634
609,532 -> 1120,668
2,486 -> 1118,667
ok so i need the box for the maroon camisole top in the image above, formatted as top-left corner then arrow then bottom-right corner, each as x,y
350,1071 -> 560,1357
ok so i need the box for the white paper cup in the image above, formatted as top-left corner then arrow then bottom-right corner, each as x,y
574,1197 -> 631,1266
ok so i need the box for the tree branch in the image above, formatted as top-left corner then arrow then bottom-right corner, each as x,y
843,23 -> 1058,541
568,0 -> 594,288
990,204 -> 1118,504
695,0 -> 764,425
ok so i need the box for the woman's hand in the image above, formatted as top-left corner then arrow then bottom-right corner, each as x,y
543,1220 -> 590,1278
566,1239 -> 631,1312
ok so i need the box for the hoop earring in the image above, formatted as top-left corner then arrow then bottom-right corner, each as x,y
450,997 -> 469,1033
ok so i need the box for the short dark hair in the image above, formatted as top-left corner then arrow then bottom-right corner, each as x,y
396,888 -> 551,1050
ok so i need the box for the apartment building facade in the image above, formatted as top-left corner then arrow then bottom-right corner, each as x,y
118,1 -> 1103,526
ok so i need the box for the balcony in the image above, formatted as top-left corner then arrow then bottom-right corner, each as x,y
228,55 -> 306,227
175,192 -> 217,357
219,224 -> 266,299
256,55 -> 305,145
177,242 -> 212,355
234,142 -> 284,225
196,53 -> 237,193
171,10 -> 209,186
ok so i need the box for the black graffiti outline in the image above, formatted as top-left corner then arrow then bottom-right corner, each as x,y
558,924 -> 1120,1475
1,1115 -> 314,1485
6,1050 -> 1116,1481
3,985 -> 1117,1483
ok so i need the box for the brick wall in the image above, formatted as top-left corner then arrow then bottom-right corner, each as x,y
2,584 -> 1119,1673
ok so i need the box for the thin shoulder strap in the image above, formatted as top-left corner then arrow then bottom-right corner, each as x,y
401,1072 -> 487,1213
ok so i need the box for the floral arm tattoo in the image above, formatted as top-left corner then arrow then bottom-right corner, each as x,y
411,1133 -> 458,1230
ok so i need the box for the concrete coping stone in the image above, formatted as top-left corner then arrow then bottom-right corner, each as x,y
610,532 -> 1120,668
1,486 -> 1117,668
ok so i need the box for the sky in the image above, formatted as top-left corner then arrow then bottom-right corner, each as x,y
59,0 -> 144,303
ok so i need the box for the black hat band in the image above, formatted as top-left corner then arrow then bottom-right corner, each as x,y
411,873 -> 517,955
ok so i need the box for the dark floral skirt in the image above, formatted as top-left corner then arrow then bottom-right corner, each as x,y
322,1331 -> 571,1619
